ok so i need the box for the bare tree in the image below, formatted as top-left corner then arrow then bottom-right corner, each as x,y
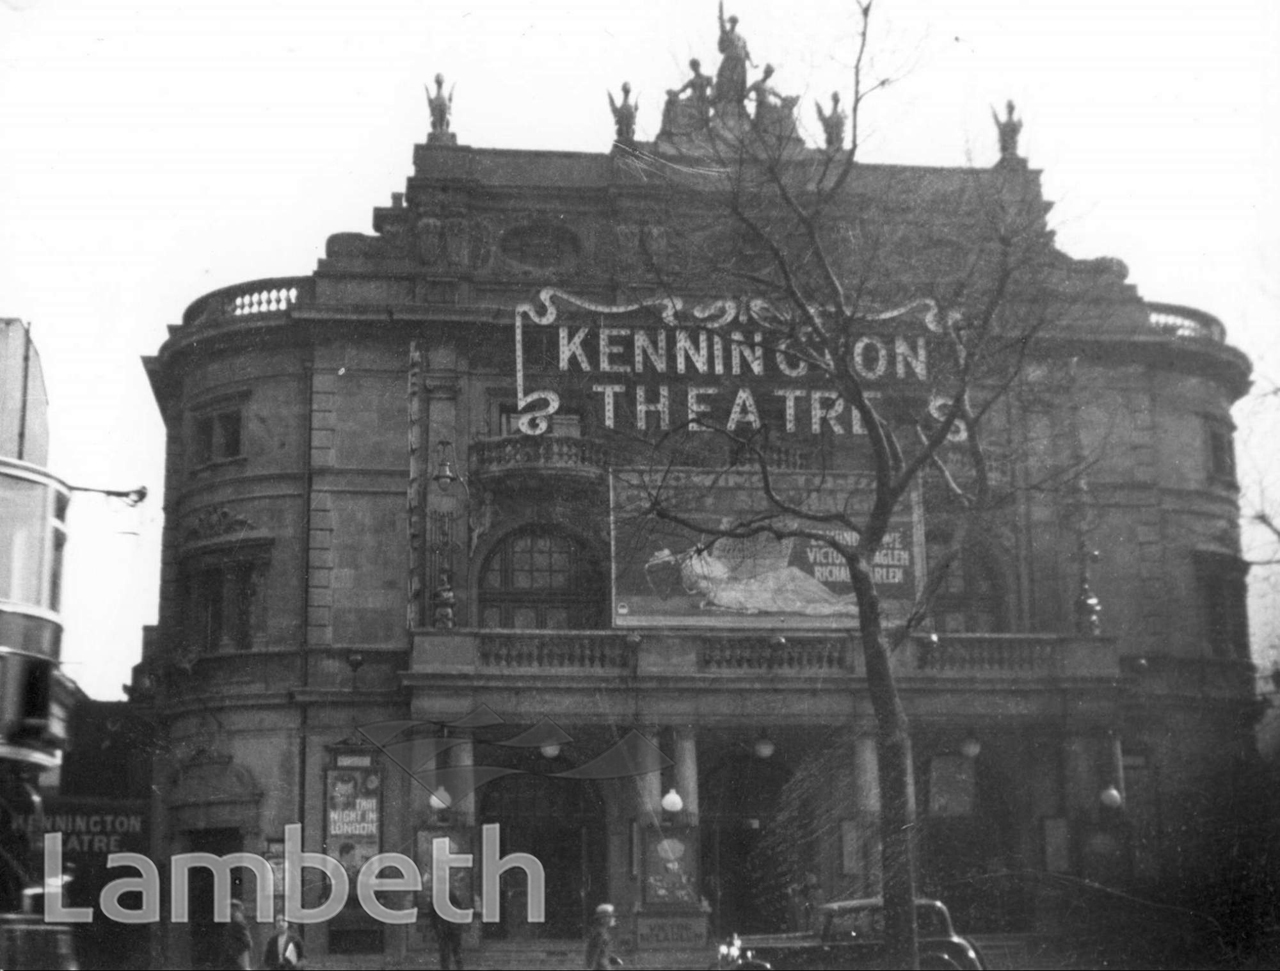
598,6 -> 1064,967
507,6 -> 1075,965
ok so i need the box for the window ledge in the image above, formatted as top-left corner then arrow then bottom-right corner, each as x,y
189,455 -> 248,476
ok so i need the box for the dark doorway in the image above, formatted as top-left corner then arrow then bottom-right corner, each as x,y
702,753 -> 792,937
185,828 -> 244,971
478,768 -> 606,940
919,752 -> 1028,932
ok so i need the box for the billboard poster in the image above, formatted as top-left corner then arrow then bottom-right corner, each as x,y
324,761 -> 382,881
611,471 -> 923,629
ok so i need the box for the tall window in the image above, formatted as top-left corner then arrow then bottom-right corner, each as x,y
478,528 -> 604,629
1194,552 -> 1248,659
927,538 -> 1008,634
1204,417 -> 1237,486
191,407 -> 244,468
182,558 -> 265,652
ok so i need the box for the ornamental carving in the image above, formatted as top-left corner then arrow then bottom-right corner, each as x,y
499,221 -> 581,271
185,507 -> 258,543
415,213 -> 493,270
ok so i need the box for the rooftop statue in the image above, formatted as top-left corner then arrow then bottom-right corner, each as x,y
714,2 -> 754,106
748,64 -> 797,134
675,58 -> 714,113
747,64 -> 782,112
662,58 -> 714,136
609,82 -> 638,148
815,91 -> 846,150
427,73 -> 453,134
993,99 -> 1023,161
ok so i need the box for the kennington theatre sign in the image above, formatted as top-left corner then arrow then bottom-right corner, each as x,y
510,289 -> 934,630
511,288 -> 952,437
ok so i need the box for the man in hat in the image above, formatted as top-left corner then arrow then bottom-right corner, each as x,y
585,902 -> 624,969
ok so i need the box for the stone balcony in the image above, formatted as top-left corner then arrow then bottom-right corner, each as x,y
1144,302 -> 1226,344
404,630 -> 1124,722
180,276 -> 315,330
410,630 -> 1120,682
469,434 -> 610,490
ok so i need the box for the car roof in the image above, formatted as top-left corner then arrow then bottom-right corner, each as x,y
818,897 -> 946,913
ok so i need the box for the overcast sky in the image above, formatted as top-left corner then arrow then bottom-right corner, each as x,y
2,0 -> 1277,698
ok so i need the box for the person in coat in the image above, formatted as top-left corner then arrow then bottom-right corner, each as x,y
261,913 -> 304,969
585,902 -> 624,969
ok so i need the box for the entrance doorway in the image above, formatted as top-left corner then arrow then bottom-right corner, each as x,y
185,828 -> 244,971
701,753 -> 792,937
478,770 -> 606,940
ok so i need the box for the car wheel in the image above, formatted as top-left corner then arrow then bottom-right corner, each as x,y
920,953 -> 961,970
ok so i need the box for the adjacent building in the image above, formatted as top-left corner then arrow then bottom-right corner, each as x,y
130,51 -> 1256,967
1,318 -> 76,964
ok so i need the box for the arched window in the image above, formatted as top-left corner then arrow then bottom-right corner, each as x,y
478,527 -> 604,629
927,538 -> 1008,634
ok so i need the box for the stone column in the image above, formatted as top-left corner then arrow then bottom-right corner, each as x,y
1109,733 -> 1125,805
451,736 -> 477,827
851,734 -> 882,896
634,727 -> 664,824
219,568 -> 239,651
674,726 -> 699,825
1062,733 -> 1099,821
425,354 -> 463,626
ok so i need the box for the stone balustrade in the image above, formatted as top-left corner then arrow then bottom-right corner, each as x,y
699,636 -> 849,672
478,633 -> 634,672
413,629 -> 1120,685
1145,302 -> 1226,343
182,276 -> 315,329
470,435 -> 610,484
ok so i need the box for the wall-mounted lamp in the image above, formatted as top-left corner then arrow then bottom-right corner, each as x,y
539,743 -> 562,759
661,788 -> 684,814
1099,785 -> 1123,810
429,787 -> 453,812
753,735 -> 776,760
960,736 -> 982,760
69,483 -> 148,506
432,440 -> 470,497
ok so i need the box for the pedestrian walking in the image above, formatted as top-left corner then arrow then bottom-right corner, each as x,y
585,902 -> 624,969
261,912 -> 303,969
222,898 -> 253,971
425,882 -> 468,970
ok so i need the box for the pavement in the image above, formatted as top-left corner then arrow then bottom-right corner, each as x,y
288,934 -> 1267,970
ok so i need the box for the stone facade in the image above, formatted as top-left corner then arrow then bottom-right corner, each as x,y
133,125 -> 1256,964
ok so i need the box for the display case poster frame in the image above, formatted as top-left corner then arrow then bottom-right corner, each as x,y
324,758 -> 382,896
641,824 -> 701,910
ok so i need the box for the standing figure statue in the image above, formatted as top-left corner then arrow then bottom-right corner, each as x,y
427,73 -> 454,135
746,64 -> 781,115
714,2 -> 753,106
609,82 -> 637,148
815,91 -> 847,150
676,58 -> 714,113
992,99 -> 1022,160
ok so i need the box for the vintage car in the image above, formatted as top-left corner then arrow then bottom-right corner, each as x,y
710,897 -> 985,970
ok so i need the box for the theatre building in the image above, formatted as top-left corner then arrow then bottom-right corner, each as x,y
131,57 -> 1256,967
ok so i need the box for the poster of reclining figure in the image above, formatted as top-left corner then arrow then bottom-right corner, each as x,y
610,471 -> 923,629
